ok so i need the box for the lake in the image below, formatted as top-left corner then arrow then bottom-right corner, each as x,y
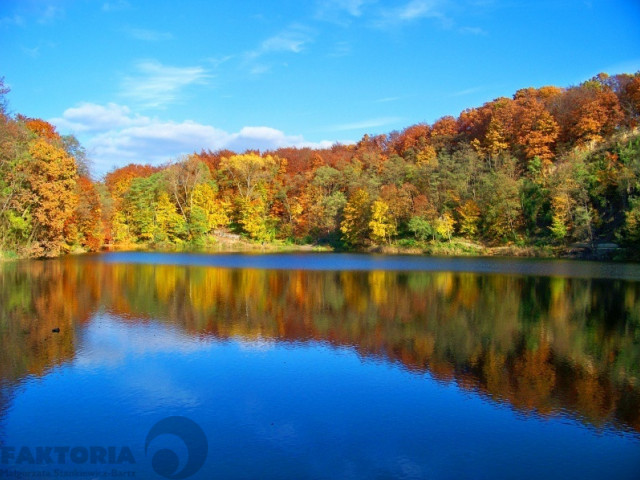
1,252 -> 639,479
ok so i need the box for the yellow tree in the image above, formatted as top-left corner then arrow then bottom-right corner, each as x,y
219,153 -> 278,202
550,193 -> 571,240
434,212 -> 455,241
416,144 -> 437,167
239,197 -> 271,242
340,189 -> 371,246
219,153 -> 280,239
457,200 -> 480,238
25,139 -> 78,256
191,182 -> 230,232
369,199 -> 396,244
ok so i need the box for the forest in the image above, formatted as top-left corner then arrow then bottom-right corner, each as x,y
1,72 -> 639,258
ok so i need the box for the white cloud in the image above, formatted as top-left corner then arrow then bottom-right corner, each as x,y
327,116 -> 403,131
227,126 -> 333,152
121,60 -> 211,108
51,102 -> 150,132
87,120 -> 230,168
50,102 -> 335,174
126,28 -> 173,41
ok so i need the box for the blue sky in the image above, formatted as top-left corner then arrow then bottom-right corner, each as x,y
1,0 -> 639,176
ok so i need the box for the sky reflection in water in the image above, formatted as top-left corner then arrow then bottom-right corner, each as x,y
0,253 -> 639,479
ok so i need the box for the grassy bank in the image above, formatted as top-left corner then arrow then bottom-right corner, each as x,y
368,239 -> 633,260
2,235 -> 633,261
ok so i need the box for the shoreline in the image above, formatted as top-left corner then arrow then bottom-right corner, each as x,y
1,237 -> 633,263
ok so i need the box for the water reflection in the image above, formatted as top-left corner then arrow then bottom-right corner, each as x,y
0,255 -> 639,434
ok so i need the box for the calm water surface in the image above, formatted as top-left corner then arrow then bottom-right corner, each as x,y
1,253 -> 639,479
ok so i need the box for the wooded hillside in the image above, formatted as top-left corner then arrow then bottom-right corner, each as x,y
1,73 -> 639,258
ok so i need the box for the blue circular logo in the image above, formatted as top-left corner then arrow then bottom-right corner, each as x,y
145,416 -> 208,479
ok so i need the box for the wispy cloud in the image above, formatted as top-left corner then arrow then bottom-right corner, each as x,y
326,116 -> 402,132
0,14 -> 25,27
374,96 -> 401,103
315,0 -> 374,23
0,2 -> 63,27
250,64 -> 272,75
373,0 -> 448,28
21,45 -> 40,58
397,0 -> 440,20
120,60 -> 211,108
36,4 -> 64,24
249,24 -> 314,58
126,28 -> 173,42
328,41 -> 352,57
102,1 -> 130,12
458,26 -> 486,35
450,86 -> 484,97
205,55 -> 234,68
242,24 -> 314,75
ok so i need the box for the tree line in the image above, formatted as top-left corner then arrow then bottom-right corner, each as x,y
1,72 -> 640,257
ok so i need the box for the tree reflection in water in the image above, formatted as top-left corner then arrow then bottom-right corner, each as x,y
1,256 -> 639,433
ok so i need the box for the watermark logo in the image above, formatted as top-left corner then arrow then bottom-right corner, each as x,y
1,416 -> 208,478
145,416 -> 208,479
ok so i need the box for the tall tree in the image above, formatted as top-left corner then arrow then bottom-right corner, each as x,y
23,139 -> 78,256
341,189 -> 371,247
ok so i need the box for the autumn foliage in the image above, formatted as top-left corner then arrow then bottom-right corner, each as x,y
2,72 -> 640,257
2,261 -> 639,432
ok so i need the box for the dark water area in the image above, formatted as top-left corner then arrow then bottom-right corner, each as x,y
0,253 -> 639,479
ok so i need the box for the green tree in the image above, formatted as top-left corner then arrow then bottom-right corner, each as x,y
408,216 -> 435,242
123,174 -> 162,242
623,197 -> 640,246
154,191 -> 187,243
480,162 -> 523,241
